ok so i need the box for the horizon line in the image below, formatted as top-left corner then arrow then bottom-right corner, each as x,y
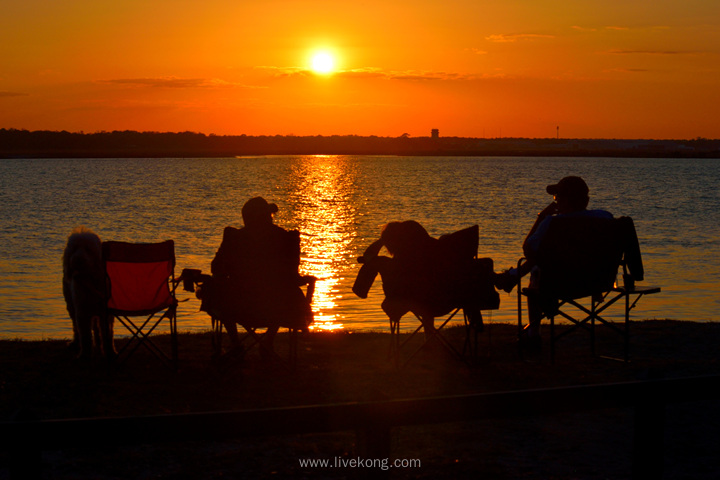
2,128 -> 718,142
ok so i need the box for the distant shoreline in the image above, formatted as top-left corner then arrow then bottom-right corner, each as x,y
2,128 -> 719,158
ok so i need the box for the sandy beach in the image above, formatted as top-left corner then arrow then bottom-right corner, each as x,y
1,319 -> 719,479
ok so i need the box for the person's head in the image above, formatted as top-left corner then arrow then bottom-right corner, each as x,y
241,196 -> 278,227
546,176 -> 589,213
381,220 -> 430,255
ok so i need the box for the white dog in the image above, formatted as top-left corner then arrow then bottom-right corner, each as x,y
62,227 -> 116,360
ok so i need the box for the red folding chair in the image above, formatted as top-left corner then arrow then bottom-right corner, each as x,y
103,240 -> 179,370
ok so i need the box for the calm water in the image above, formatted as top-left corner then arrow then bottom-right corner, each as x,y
1,156 -> 718,340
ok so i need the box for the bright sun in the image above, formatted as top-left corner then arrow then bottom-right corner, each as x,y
310,51 -> 336,75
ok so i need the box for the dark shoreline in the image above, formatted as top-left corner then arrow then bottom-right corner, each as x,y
2,128 -> 720,158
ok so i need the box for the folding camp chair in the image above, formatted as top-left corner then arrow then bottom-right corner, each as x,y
355,225 -> 500,367
517,216 -> 660,362
203,275 -> 316,366
185,225 -> 316,367
103,240 -> 179,370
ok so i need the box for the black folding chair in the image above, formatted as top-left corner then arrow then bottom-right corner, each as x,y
356,225 -> 500,367
517,216 -> 660,362
206,275 -> 316,366
187,226 -> 316,367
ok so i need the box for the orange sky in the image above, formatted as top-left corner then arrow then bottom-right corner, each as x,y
1,0 -> 719,139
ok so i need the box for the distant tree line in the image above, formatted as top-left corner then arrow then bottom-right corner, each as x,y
1,128 -> 719,158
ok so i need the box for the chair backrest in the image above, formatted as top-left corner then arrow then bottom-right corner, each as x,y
103,240 -> 176,314
535,216 -> 641,300
437,225 -> 479,262
436,225 -> 500,311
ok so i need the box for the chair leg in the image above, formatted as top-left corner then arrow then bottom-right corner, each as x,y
462,310 -> 482,363
288,328 -> 298,367
590,298 -> 597,357
114,311 -> 178,371
624,291 -> 631,363
170,310 -> 178,371
211,316 -> 223,359
517,284 -> 523,360
388,317 -> 401,368
550,315 -> 555,364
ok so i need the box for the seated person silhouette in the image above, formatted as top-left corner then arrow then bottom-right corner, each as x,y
207,197 -> 313,358
354,221 -> 500,338
497,176 -> 613,350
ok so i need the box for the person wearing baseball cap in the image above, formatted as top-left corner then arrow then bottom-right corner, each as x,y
209,196 -> 312,360
495,176 -> 613,351
241,196 -> 279,227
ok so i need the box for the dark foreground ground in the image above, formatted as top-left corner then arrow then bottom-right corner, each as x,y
1,320 -> 719,479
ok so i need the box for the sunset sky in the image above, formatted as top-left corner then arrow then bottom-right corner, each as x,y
1,0 -> 719,139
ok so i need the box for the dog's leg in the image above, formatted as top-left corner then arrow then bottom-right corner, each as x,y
92,316 -> 101,350
76,313 -> 93,360
63,279 -> 81,353
100,314 -> 117,360
72,281 -> 94,361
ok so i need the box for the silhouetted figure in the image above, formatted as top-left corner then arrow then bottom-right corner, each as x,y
209,197 -> 312,358
354,221 -> 500,338
498,176 -> 613,350
62,226 -> 116,361
355,221 -> 443,337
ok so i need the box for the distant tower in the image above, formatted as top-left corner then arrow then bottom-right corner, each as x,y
431,129 -> 439,139
557,126 -> 559,139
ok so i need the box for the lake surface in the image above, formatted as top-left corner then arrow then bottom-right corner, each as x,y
1,156 -> 718,340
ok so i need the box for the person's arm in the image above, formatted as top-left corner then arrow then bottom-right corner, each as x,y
357,238 -> 385,263
522,201 -> 557,253
211,227 -> 235,277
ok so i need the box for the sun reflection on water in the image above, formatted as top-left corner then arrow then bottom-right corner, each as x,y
284,156 -> 358,331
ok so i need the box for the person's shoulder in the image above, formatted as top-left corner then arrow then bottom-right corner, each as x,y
585,209 -> 614,219
221,226 -> 244,242
223,225 -> 241,235
561,209 -> 613,220
266,223 -> 296,236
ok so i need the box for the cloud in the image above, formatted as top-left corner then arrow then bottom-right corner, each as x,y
389,71 -> 465,81
485,33 -> 555,43
343,69 -> 469,81
0,91 -> 29,98
98,77 -> 261,89
257,66 -> 470,82
605,25 -> 671,32
255,66 -> 308,77
606,49 -> 697,55
605,67 -> 651,73
336,68 -> 387,79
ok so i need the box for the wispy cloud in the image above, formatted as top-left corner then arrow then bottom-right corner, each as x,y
389,71 -> 466,81
485,33 -> 555,43
348,69 -> 473,81
98,77 -> 262,89
605,67 -> 652,73
255,66 -> 308,77
0,91 -> 29,98
336,68 -> 386,79
259,66 -> 472,82
606,49 -> 698,55
607,25 -> 670,31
